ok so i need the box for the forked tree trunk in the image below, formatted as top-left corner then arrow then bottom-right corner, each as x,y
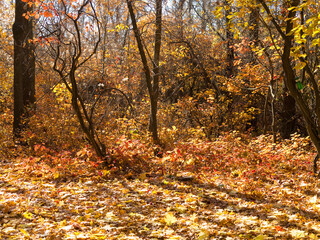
126,0 -> 162,144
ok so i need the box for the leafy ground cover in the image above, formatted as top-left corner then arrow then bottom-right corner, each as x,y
1,132 -> 320,239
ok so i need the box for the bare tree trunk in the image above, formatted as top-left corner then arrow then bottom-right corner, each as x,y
280,88 -> 296,139
149,0 -> 162,144
249,3 -> 259,62
224,0 -> 234,78
246,2 -> 260,131
201,0 -> 207,31
12,0 -> 35,139
126,0 -> 162,144
177,0 -> 186,37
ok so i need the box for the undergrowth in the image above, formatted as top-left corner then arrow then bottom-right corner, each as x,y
10,131 -> 316,183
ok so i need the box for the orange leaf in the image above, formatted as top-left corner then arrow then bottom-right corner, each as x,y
275,226 -> 284,231
43,11 -> 53,18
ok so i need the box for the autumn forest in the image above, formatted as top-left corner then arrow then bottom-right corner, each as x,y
1,0 -> 320,239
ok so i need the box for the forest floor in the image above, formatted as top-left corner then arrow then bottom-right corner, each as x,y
1,133 -> 320,239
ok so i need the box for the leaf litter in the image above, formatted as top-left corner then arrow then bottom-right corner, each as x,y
0,133 -> 320,239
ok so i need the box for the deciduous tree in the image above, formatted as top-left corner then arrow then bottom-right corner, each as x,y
126,0 -> 163,144
258,0 -> 320,174
12,0 -> 35,139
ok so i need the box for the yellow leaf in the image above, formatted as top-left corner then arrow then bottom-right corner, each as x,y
102,170 -> 110,176
293,62 -> 306,70
309,233 -> 317,239
54,172 -> 60,179
174,203 -> 187,213
198,230 -> 210,240
20,229 -> 30,238
92,234 -> 107,240
59,219 -> 67,226
254,235 -> 265,240
164,212 -> 177,226
163,180 -> 169,185
312,38 -> 320,46
23,211 -> 33,220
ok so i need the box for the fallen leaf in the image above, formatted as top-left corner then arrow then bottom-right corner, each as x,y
20,228 -> 30,238
23,211 -> 33,220
198,229 -> 210,240
254,235 -> 265,240
290,229 -> 307,238
164,212 -> 177,226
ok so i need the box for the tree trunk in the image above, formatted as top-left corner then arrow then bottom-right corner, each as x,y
248,3 -> 259,62
258,0 -> 320,174
224,0 -> 234,78
280,0 -> 320,173
177,0 -> 186,37
246,3 -> 260,131
126,0 -> 162,144
149,0 -> 162,144
280,87 -> 296,139
13,0 -> 35,139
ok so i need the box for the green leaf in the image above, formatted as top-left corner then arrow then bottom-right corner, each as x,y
297,81 -> 304,90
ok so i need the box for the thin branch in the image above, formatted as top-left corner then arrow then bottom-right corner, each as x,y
257,0 -> 286,39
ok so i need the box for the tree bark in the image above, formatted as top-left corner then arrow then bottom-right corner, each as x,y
281,0 -> 320,173
246,2 -> 260,131
126,0 -> 162,144
13,0 -> 35,139
280,88 -> 296,139
149,0 -> 162,144
248,3 -> 259,62
224,0 -> 234,78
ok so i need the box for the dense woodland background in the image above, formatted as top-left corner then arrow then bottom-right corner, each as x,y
1,0 -> 320,239
1,0 -> 319,153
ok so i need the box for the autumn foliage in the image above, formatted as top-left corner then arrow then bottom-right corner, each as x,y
2,0 -> 320,239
